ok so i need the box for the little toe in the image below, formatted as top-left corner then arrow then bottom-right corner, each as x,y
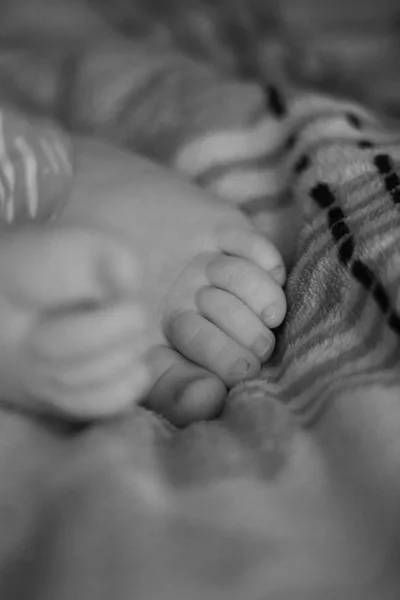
206,255 -> 287,328
197,287 -> 275,362
165,310 -> 261,387
145,345 -> 226,427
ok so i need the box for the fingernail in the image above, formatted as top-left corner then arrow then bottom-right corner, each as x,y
253,334 -> 274,359
270,265 -> 286,285
262,303 -> 280,326
232,358 -> 253,378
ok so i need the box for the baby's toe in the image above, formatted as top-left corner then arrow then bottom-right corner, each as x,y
206,255 -> 287,329
166,310 -> 261,388
145,346 -> 226,427
196,287 -> 275,362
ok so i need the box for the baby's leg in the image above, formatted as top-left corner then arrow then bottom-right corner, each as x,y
0,108 -> 151,419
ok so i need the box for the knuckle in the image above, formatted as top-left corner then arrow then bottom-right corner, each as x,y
200,287 -> 227,313
245,274 -> 266,300
185,321 -> 205,348
226,261 -> 250,289
214,339 -> 244,366
166,311 -> 198,349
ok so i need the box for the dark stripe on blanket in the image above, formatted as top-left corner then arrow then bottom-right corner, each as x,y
345,112 -> 363,130
310,181 -> 400,336
265,85 -> 286,118
374,153 -> 400,204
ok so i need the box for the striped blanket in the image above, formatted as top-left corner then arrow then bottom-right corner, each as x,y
237,87 -> 400,424
1,6 -> 400,600
1,90 -> 399,600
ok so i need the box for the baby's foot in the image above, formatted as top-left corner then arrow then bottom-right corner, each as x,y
0,226 -> 150,419
146,226 -> 286,426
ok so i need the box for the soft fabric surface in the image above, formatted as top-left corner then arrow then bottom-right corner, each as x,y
1,3 -> 400,599
1,89 -> 400,598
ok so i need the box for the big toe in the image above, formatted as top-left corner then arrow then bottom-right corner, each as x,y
144,346 -> 227,427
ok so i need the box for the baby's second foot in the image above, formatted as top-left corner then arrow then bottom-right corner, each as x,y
0,226 -> 151,419
147,227 -> 286,426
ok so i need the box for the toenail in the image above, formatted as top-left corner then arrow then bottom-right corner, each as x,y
253,335 -> 273,359
262,304 -> 280,325
270,265 -> 286,285
232,358 -> 253,378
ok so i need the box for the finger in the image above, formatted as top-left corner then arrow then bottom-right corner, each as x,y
145,345 -> 226,427
206,255 -> 287,328
197,287 -> 275,361
2,227 -> 141,309
216,226 -> 286,284
48,344 -> 147,389
38,364 -> 151,419
30,302 -> 146,360
165,309 -> 261,387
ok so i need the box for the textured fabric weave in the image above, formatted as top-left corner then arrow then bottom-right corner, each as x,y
0,2 -> 399,598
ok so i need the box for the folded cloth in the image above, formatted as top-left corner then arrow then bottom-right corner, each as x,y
0,9 -> 400,599
0,85 -> 400,599
0,105 -> 73,225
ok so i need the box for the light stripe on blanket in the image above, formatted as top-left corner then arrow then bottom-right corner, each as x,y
0,35 -> 293,212
231,86 -> 400,426
2,16 -> 400,431
0,107 -> 73,225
